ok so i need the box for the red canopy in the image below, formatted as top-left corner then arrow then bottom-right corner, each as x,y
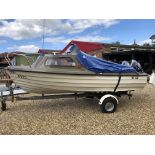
61,40 -> 103,53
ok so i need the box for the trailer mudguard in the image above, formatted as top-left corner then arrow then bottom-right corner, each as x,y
99,94 -> 118,105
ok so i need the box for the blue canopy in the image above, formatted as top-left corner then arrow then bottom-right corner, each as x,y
76,50 -> 136,73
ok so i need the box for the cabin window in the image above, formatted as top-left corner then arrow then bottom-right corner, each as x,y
45,57 -> 76,67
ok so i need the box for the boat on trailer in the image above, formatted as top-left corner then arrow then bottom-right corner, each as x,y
3,45 -> 153,113
7,46 -> 148,94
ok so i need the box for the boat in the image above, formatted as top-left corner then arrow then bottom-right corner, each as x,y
7,45 -> 148,94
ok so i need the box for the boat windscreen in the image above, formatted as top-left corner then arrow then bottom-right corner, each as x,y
31,55 -> 47,68
44,57 -> 76,67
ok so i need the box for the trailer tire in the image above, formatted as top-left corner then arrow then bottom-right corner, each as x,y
100,97 -> 117,113
1,100 -> 6,111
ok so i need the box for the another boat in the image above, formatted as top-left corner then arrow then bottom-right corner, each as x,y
0,67 -> 13,92
7,45 -> 148,94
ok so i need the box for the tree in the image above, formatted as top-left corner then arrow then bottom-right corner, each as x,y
112,41 -> 121,45
150,34 -> 155,46
143,42 -> 151,47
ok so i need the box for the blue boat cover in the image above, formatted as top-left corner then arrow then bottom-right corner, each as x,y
76,50 -> 136,73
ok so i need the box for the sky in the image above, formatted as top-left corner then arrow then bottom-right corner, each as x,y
0,19 -> 155,53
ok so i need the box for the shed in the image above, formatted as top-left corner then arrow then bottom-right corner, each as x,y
61,40 -> 105,57
103,50 -> 155,74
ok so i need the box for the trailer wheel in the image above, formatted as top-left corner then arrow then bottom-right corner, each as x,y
1,100 -> 6,111
100,97 -> 117,113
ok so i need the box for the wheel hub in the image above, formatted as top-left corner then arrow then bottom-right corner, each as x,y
105,102 -> 114,112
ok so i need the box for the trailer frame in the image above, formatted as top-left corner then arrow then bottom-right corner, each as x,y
0,87 -> 133,113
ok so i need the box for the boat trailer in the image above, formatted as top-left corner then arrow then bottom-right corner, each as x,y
0,86 -> 133,113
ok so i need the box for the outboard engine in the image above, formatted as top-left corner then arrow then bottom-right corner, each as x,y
122,60 -> 143,73
130,60 -> 143,73
122,61 -> 130,66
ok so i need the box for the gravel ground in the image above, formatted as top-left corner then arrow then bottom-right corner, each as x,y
0,84 -> 155,135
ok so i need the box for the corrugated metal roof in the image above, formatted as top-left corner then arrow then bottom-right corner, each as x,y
0,52 -> 25,58
62,40 -> 104,53
38,49 -> 61,54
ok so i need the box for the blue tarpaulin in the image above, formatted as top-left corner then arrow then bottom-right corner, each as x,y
76,50 -> 136,73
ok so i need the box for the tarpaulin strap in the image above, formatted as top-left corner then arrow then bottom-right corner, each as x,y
114,73 -> 121,92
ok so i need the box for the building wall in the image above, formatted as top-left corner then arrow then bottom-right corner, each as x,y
87,49 -> 105,58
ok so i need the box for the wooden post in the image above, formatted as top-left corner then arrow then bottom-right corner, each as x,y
149,52 -> 153,74
132,52 -> 135,60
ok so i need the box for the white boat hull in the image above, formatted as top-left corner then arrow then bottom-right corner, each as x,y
10,70 -> 148,94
